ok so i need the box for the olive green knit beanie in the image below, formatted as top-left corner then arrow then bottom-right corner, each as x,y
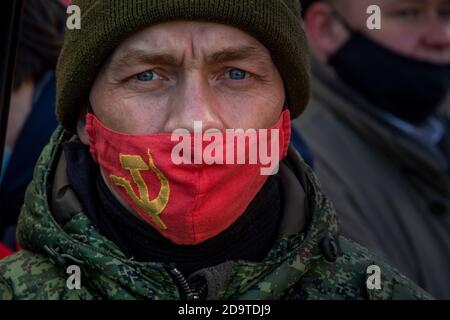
56,0 -> 311,133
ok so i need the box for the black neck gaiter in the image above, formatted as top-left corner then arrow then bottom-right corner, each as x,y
329,29 -> 450,125
64,141 -> 282,276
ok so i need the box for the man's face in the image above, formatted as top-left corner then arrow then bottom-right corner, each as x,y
88,21 -> 285,135
305,0 -> 450,64
345,0 -> 450,63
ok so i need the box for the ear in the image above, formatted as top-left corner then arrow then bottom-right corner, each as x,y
76,108 -> 90,146
303,2 -> 350,62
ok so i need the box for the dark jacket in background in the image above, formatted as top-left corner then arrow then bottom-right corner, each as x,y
291,127 -> 314,168
0,72 -> 58,251
295,60 -> 450,299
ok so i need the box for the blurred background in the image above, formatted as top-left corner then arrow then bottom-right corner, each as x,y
295,0 -> 450,299
0,0 -> 66,257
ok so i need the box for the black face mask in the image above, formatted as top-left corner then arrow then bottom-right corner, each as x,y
329,30 -> 450,125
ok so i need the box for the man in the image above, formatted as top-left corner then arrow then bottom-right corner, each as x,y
0,0 -> 429,300
297,0 -> 450,299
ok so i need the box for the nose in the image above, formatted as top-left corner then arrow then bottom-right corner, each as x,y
165,71 -> 226,133
421,16 -> 450,51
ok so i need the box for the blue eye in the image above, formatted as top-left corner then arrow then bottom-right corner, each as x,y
228,69 -> 247,80
136,71 -> 156,82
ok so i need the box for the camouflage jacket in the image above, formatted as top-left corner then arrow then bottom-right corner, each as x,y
0,127 -> 432,300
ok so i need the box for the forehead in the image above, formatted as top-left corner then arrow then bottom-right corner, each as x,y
113,20 -> 268,58
347,0 -> 450,8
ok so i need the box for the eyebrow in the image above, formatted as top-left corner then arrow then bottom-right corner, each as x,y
110,49 -> 180,74
110,45 -> 269,74
393,0 -> 450,5
392,0 -> 423,4
205,45 -> 268,65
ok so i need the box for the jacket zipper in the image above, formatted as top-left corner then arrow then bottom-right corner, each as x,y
168,266 -> 200,300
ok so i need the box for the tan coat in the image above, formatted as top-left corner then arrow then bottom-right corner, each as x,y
295,61 -> 450,299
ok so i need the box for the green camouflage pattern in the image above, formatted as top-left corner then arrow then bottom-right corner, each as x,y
0,127 -> 433,300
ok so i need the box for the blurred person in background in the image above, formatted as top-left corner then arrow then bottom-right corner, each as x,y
0,0 -> 65,257
297,0 -> 450,298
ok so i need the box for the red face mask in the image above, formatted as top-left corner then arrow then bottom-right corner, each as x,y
86,110 -> 291,245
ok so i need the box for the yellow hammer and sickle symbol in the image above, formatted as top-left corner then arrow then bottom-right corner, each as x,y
110,150 -> 170,230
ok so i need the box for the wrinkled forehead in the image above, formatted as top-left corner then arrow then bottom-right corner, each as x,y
107,20 -> 274,69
